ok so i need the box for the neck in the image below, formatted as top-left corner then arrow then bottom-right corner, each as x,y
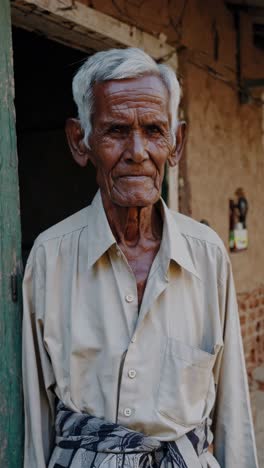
101,193 -> 162,248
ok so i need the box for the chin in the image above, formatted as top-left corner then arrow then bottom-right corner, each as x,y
111,188 -> 160,207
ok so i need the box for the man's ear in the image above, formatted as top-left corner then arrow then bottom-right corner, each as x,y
65,118 -> 91,168
168,121 -> 187,167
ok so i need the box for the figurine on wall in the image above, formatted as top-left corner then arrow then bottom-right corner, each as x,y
229,188 -> 248,252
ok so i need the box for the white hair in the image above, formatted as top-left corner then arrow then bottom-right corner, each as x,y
72,47 -> 180,147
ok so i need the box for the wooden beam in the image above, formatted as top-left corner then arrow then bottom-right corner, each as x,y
11,0 -> 177,68
0,0 -> 23,466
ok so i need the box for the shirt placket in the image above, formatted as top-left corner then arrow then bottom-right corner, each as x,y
111,244 -> 139,331
108,245 -> 140,422
114,249 -> 170,426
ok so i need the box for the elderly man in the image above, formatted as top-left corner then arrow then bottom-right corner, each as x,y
23,48 -> 258,468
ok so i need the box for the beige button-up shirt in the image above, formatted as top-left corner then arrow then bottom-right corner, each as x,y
23,190 -> 258,468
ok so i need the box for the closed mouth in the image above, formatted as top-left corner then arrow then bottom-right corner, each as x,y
117,175 -> 152,179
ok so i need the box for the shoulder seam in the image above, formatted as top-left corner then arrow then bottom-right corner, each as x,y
182,232 -> 225,250
171,211 -> 224,249
181,233 -> 229,287
35,224 -> 88,246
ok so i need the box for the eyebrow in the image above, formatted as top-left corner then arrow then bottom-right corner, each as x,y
100,117 -> 169,128
142,119 -> 169,127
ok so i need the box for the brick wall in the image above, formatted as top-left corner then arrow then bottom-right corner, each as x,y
238,286 -> 264,462
238,285 -> 264,391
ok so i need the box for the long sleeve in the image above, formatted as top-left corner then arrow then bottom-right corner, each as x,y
22,246 -> 56,468
213,260 -> 259,467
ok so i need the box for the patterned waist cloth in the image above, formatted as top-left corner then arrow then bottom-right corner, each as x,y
48,401 -> 216,468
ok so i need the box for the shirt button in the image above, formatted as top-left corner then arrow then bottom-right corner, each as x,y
124,407 -> 132,417
116,249 -> 121,257
125,294 -> 135,303
131,334 -> 137,343
128,369 -> 137,379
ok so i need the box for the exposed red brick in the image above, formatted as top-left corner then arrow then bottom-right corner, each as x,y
257,381 -> 264,391
238,285 -> 264,389
258,309 -> 263,318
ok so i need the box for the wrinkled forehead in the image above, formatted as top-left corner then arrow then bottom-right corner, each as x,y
92,74 -> 170,120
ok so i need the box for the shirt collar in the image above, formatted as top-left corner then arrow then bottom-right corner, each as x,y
159,198 -> 200,280
87,190 -> 116,269
87,190 -> 200,280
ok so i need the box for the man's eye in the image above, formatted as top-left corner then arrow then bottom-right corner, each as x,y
145,125 -> 162,135
108,125 -> 129,135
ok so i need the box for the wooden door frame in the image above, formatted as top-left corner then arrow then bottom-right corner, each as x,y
0,1 -> 23,465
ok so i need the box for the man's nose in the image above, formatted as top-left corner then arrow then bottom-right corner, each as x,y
125,131 -> 148,163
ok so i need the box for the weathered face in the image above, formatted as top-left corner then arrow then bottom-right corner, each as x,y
88,75 -> 174,207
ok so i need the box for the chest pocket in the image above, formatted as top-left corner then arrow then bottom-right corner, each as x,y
157,338 -> 216,426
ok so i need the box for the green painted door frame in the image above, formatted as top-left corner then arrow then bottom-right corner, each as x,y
0,0 -> 23,465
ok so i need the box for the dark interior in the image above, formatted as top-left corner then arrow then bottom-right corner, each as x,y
13,27 -> 98,263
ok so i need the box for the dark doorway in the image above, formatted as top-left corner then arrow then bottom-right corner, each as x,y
13,27 -> 98,263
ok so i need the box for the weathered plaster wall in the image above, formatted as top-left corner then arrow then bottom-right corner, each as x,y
241,12 -> 264,80
80,0 -> 264,293
183,63 -> 263,292
178,5 -> 264,293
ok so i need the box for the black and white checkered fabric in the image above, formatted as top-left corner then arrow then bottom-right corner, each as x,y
48,401 -> 211,468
